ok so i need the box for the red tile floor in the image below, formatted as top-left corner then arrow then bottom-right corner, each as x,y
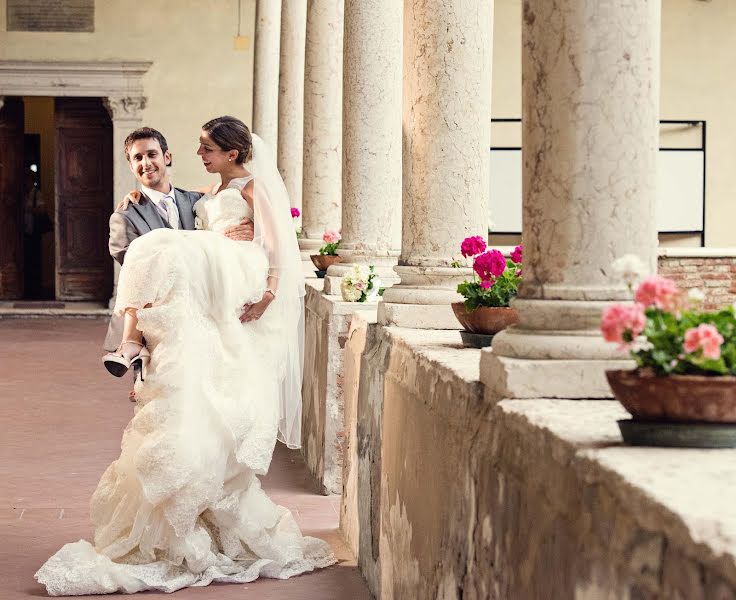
0,319 -> 372,599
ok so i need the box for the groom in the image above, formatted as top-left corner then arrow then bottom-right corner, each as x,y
103,126 -> 254,351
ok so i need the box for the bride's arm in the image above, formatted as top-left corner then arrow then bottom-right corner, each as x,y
239,181 -> 279,323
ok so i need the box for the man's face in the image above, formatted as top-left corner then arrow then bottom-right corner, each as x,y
127,138 -> 171,190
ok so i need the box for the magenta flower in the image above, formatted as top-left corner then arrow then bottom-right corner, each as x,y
291,207 -> 300,218
480,280 -> 493,289
323,230 -> 341,244
510,245 -> 523,264
635,275 -> 681,312
683,324 -> 724,360
473,249 -> 507,283
600,303 -> 646,349
460,235 -> 487,258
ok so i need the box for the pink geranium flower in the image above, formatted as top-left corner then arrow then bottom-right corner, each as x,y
291,207 -> 300,218
323,230 -> 341,244
473,249 -> 507,283
683,324 -> 724,360
510,244 -> 523,264
460,235 -> 487,258
600,303 -> 646,349
634,275 -> 681,311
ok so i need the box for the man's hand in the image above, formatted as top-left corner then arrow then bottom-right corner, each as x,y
116,190 -> 141,211
225,218 -> 254,242
240,290 -> 274,323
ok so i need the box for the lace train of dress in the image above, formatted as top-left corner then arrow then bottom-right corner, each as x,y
35,186 -> 335,596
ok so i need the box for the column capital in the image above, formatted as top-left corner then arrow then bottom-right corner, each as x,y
103,96 -> 147,122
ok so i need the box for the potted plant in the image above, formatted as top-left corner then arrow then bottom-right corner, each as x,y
340,265 -> 383,303
451,236 -> 522,345
310,230 -> 342,275
601,255 -> 736,446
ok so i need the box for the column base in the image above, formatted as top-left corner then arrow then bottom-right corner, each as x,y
298,238 -> 322,278
480,351 -> 635,404
377,265 -> 469,329
378,301 -> 460,329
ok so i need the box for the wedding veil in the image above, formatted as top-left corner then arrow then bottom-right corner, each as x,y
248,134 -> 305,449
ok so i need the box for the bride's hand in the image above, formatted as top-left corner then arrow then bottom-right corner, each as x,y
117,190 -> 141,211
240,290 -> 275,323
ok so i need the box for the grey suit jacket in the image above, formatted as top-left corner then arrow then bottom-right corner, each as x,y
103,188 -> 202,351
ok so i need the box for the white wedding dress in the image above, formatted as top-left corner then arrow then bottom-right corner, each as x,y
35,178 -> 335,596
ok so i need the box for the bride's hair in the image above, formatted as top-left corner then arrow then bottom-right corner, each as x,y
201,116 -> 253,164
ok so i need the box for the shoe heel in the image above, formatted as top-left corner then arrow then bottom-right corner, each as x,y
131,348 -> 151,382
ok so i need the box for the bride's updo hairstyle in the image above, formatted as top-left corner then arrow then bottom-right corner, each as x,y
201,116 -> 253,164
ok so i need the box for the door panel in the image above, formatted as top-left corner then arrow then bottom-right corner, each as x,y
55,98 -> 113,301
0,97 -> 24,299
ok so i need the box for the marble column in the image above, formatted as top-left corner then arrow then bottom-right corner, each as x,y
277,1 -> 307,230
481,0 -> 660,400
299,0 -> 344,273
323,0 -> 402,294
377,0 -> 493,327
103,95 -> 147,308
253,0 -> 281,152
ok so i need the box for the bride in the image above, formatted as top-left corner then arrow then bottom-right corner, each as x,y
35,117 -> 335,596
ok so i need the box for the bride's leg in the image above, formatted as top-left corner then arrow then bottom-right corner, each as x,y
120,307 -> 145,360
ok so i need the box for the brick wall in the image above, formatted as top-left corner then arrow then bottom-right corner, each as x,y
658,254 -> 736,311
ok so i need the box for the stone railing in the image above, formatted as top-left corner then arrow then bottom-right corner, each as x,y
302,280 -> 378,495
339,320 -> 736,598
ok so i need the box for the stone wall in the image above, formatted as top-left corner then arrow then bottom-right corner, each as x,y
341,325 -> 736,599
658,249 -> 736,311
302,282 -> 377,495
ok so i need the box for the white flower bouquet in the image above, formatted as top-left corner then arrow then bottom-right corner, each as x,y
340,265 -> 383,303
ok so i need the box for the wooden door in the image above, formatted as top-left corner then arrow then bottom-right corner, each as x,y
55,98 -> 113,301
0,97 -> 24,300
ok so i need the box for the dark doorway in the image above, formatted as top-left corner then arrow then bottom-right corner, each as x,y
0,96 -> 113,303
0,97 -> 24,299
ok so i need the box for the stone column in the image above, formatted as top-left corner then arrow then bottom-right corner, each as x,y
323,0 -> 403,294
481,0 -> 660,400
277,1 -> 307,225
103,95 -> 146,307
299,0 -> 344,273
253,0 -> 281,152
377,0 -> 493,327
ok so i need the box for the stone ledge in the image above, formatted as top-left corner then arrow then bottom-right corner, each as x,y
659,247 -> 736,259
382,326 -> 481,385
497,398 -> 736,590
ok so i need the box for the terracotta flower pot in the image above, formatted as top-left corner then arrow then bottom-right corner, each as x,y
606,369 -> 736,423
310,254 -> 342,271
451,302 -> 519,335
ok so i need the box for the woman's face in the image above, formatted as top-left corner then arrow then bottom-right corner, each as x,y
197,130 -> 235,173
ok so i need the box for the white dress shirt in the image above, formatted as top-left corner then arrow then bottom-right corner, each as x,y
141,183 -> 180,229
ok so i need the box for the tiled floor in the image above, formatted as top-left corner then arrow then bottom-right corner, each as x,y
0,319 -> 372,599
